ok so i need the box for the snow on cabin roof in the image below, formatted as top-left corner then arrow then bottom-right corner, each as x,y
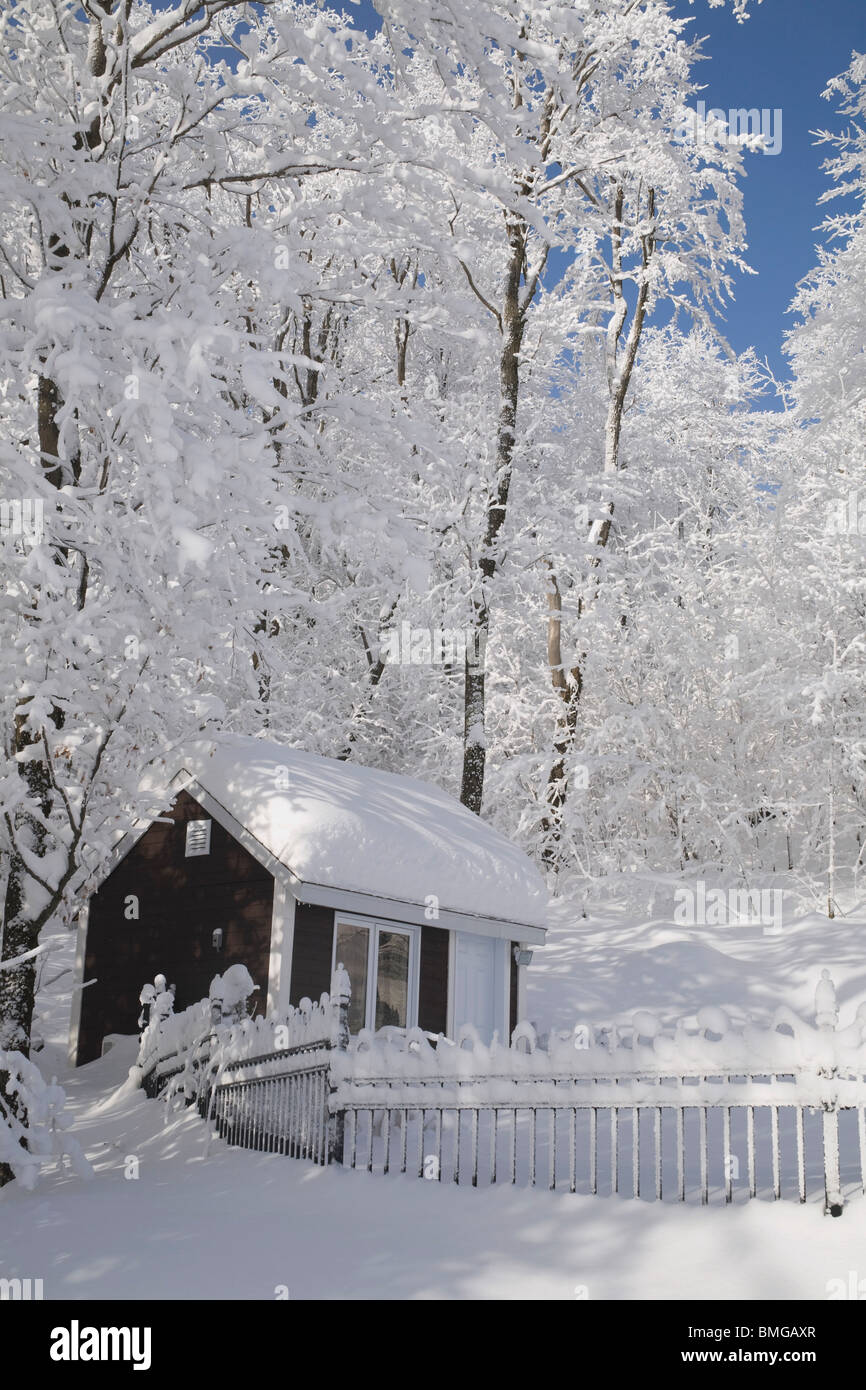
164,735 -> 548,932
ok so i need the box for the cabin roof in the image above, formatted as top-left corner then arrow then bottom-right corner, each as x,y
151,735 -> 548,933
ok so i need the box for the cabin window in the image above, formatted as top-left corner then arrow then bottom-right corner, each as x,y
335,920 -> 370,1034
185,818 -> 212,857
375,929 -> 411,1029
333,916 -> 417,1033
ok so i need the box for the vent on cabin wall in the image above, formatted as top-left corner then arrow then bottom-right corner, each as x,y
185,818 -> 212,857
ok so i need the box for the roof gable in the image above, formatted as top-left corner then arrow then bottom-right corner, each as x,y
158,736 -> 548,934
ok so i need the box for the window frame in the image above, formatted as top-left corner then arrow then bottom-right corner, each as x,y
331,911 -> 419,1034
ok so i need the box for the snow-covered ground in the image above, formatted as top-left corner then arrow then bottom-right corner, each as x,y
3,1046 -> 864,1302
4,891 -> 866,1301
529,893 -> 866,1035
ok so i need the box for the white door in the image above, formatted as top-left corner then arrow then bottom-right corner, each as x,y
454,932 -> 497,1043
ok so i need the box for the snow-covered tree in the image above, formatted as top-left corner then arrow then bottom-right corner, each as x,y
0,0 -> 391,1055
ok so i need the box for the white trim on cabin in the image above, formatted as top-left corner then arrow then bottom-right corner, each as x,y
286,879 -> 545,946
268,880 -> 295,1017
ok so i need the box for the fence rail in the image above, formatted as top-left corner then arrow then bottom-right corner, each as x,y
205,1061 -> 331,1163
335,1087 -> 864,1210
140,968 -> 866,1215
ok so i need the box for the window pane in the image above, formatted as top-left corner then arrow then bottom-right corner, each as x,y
375,930 -> 410,1030
335,922 -> 369,1033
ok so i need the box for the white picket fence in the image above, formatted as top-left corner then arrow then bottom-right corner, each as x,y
140,968 -> 866,1214
204,1047 -> 333,1164
332,1070 -> 861,1210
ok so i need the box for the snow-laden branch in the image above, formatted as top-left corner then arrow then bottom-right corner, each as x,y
0,941 -> 57,973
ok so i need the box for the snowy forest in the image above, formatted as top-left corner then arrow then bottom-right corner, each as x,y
1,0 -> 865,1063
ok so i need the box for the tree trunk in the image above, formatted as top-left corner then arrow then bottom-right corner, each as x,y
0,734 -> 53,1187
0,311 -> 80,1057
460,604 -> 489,812
540,573 -> 581,865
459,223 -> 526,813
539,186 -> 656,858
0,876 -> 41,1055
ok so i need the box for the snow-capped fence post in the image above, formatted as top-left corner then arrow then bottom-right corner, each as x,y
327,965 -> 351,1166
815,970 -> 844,1217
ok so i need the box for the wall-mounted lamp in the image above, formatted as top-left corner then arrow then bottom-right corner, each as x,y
513,946 -> 533,967
212,928 -> 223,952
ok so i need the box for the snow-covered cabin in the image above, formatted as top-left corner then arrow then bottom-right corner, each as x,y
69,736 -> 547,1065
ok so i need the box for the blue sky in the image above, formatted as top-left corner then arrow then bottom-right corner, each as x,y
189,0 -> 862,389
670,0 -> 864,385
348,0 -> 863,390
